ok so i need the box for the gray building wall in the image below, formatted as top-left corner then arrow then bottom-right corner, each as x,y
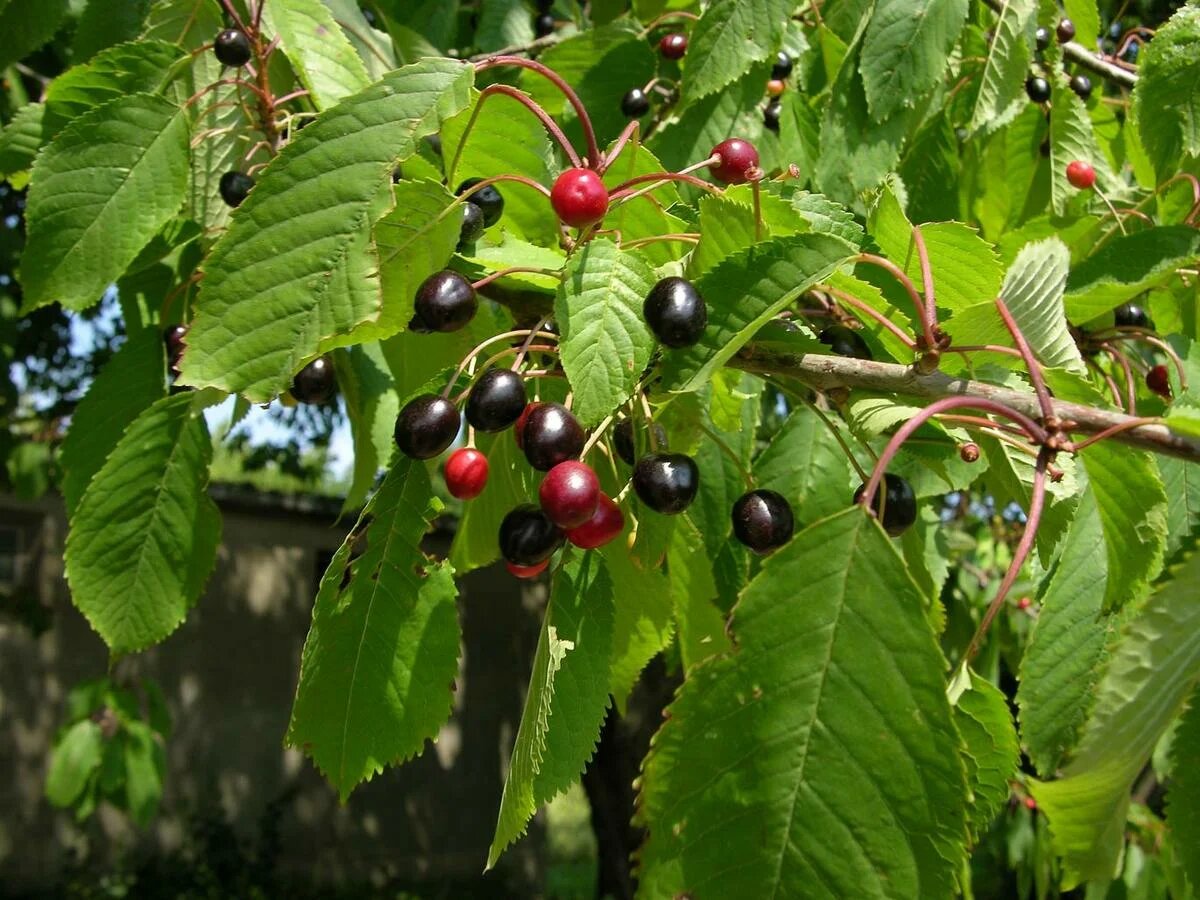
0,490 -> 547,895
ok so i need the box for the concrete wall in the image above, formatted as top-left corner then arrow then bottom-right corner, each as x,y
0,491 -> 547,895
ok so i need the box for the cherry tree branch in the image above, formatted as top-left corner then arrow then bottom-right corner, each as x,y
732,346 -> 1200,463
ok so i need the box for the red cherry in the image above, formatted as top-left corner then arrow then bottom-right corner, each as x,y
565,494 -> 625,549
1147,364 -> 1172,399
550,168 -> 609,228
1016,596 -> 1032,610
709,139 -> 759,185
1066,160 -> 1095,190
766,79 -> 786,97
1024,796 -> 1037,811
658,33 -> 687,60
514,401 -> 544,450
444,448 -> 489,499
539,460 -> 601,528
507,560 -> 549,579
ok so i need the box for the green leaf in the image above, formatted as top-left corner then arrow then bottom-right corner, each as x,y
955,672 -> 1020,838
489,553 -> 614,868
374,178 -> 462,336
860,0 -> 968,122
554,238 -> 656,427
21,93 -> 191,312
181,58 -> 474,402
998,237 -> 1085,373
968,0 -> 1037,134
261,0 -> 371,110
682,0 -> 791,102
1078,435 -> 1167,613
1063,226 -> 1200,323
598,140 -> 690,268
72,0 -> 154,61
333,343 -> 398,513
476,0 -> 535,53
122,721 -> 165,826
43,40 -> 183,135
1049,70 -> 1115,216
688,187 -> 802,279
600,540 -> 674,712
0,0 -> 69,70
637,509 -> 968,898
0,102 -> 48,178
1131,4 -> 1200,177
286,457 -> 460,801
45,720 -> 105,808
1167,693 -> 1200,888
1031,545 -> 1200,887
667,515 -> 730,671
1017,490 -> 1114,775
64,393 -> 221,654
59,327 -> 167,519
753,404 -> 856,527
659,232 -> 857,391
322,0 -> 395,80
1160,456 -> 1200,562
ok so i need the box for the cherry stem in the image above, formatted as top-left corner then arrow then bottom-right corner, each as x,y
217,0 -> 249,32
1102,331 -> 1189,390
273,89 -> 311,107
958,446 -> 1052,671
600,120 -> 641,175
752,179 -> 764,243
949,344 -> 1024,359
936,414 -> 1033,438
911,225 -> 937,327
471,266 -> 561,291
639,11 -> 699,34
1158,173 -> 1200,225
579,415 -> 615,459
474,56 -> 601,168
1066,416 -> 1164,452
451,84 -> 582,182
1086,355 -> 1126,408
184,78 -> 269,109
450,346 -> 558,403
859,396 -> 1045,514
513,315 -> 555,370
821,285 -> 917,350
696,422 -> 755,488
441,328 -> 559,399
993,297 -> 1055,423
620,233 -> 701,251
608,171 -> 719,202
795,393 -> 870,482
1093,185 -> 1129,236
855,254 -> 940,352
1099,343 -> 1138,414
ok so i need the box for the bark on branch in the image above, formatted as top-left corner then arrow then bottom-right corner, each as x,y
732,346 -> 1200,463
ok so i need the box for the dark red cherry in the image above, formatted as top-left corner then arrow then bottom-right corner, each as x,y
466,368 -> 527,433
444,448 -> 489,499
819,325 -> 873,360
633,453 -> 699,515
1025,76 -> 1051,103
164,325 -> 187,377
457,202 -> 485,249
1056,18 -> 1076,42
499,504 -> 564,567
514,401 -> 544,450
731,489 -> 794,553
522,402 -> 585,471
413,270 -> 477,333
771,51 -> 794,80
219,171 -> 254,207
659,33 -> 688,59
763,98 -> 782,133
539,460 -> 601,528
854,473 -> 918,537
291,356 -> 336,404
709,139 -> 759,185
1069,74 -> 1093,101
1146,364 -> 1171,399
613,418 -> 667,466
456,178 -> 504,227
394,394 -> 461,459
1113,302 -> 1150,328
644,277 -> 707,348
566,494 -> 625,549
214,28 -> 252,66
550,168 -> 609,228
1035,26 -> 1050,50
621,87 -> 651,119
534,12 -> 555,37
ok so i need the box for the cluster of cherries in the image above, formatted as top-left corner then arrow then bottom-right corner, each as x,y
210,27 -> 259,208
1024,18 -> 1093,104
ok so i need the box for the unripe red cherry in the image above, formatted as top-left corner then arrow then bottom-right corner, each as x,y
658,33 -> 687,60
766,79 -> 786,97
709,139 -> 759,185
1066,160 -> 1095,190
1146,364 -> 1172,399
566,494 -> 625,549
507,560 -> 549,579
539,460 -> 601,528
550,168 -> 609,228
444,447 -> 489,500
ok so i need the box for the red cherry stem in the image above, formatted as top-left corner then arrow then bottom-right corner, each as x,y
1100,331 -> 1189,390
752,178 -> 763,242
855,254 -> 940,352
474,56 -> 601,168
994,297 -> 1055,423
1085,356 -> 1126,408
448,84 -> 582,180
911,225 -> 938,329
821,285 -> 917,350
1099,343 -> 1138,413
935,414 -> 1036,439
639,11 -> 699,34
858,396 -> 1046,515
600,120 -> 641,175
958,446 -> 1052,672
1065,417 -> 1165,452
608,171 -> 719,203
470,267 -> 561,292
